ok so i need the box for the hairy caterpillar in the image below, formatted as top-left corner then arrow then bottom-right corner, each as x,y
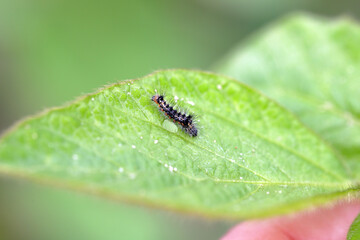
152,94 -> 198,137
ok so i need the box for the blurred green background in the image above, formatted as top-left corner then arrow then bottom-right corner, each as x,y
0,0 -> 359,239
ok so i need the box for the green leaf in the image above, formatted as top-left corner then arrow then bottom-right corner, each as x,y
0,70 -> 356,219
216,13 -> 360,179
348,213 -> 360,240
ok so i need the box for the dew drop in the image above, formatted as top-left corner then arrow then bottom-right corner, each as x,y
169,166 -> 174,172
118,143 -> 122,147
72,154 -> 79,161
322,101 -> 333,110
278,190 -> 282,194
174,96 -> 179,102
127,92 -> 131,95
165,164 -> 168,167
213,140 -> 216,143
118,167 -> 124,173
266,191 -> 270,195
131,145 -> 136,149
217,84 -> 222,90
347,66 -> 355,74
154,140 -> 159,144
240,177 -> 243,180
32,132 -> 38,140
174,167 -> 178,172
129,173 -> 136,179
345,112 -> 355,126
140,136 -> 143,139
187,101 -> 195,106
91,97 -> 95,101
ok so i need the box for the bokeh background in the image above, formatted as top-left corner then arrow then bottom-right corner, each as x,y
0,1 -> 359,239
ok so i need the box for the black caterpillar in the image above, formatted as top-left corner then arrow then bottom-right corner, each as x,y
152,94 -> 198,137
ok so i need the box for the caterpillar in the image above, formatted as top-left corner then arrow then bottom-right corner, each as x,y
151,94 -> 198,137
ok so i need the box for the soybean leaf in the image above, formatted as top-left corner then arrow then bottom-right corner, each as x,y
348,213 -> 360,240
0,70 -> 356,219
216,14 -> 360,179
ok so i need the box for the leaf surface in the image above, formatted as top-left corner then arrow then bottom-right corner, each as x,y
0,70 -> 355,219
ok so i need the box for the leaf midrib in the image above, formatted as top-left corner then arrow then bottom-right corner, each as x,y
199,108 -> 348,181
125,88 -> 348,182
33,102 -> 350,189
22,107 -> 349,190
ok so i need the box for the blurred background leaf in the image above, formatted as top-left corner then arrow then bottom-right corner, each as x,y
1,0 -> 360,239
216,14 -> 360,179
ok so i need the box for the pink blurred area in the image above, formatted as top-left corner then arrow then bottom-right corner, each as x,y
222,200 -> 360,240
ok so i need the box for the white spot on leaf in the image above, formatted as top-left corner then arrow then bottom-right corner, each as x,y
32,132 -> 38,140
